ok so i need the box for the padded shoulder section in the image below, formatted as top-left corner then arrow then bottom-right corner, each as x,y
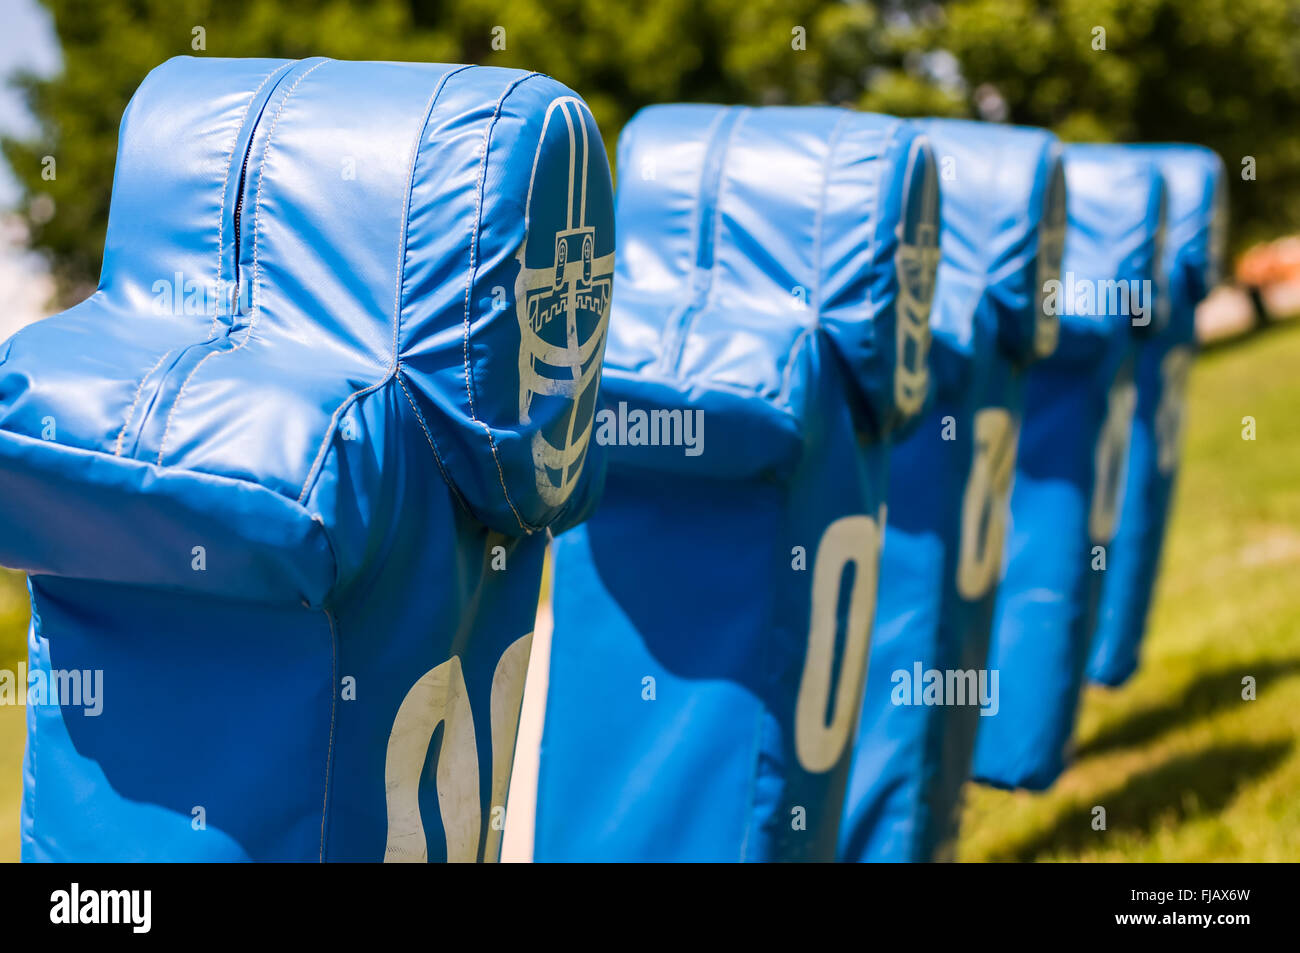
1052,145 -> 1166,364
0,59 -> 611,601
603,104 -> 937,476
820,112 -> 939,436
0,429 -> 334,606
1127,145 -> 1226,311
100,56 -> 296,315
609,103 -> 727,322
915,119 -> 1065,367
239,59 -> 465,365
398,71 -> 614,534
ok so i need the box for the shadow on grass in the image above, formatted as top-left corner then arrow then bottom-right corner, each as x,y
983,738 -> 1292,862
1075,656 -> 1300,759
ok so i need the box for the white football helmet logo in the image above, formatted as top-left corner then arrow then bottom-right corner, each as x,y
1034,159 -> 1067,359
516,98 -> 614,506
1207,173 -> 1228,290
894,136 -> 940,420
1089,366 -> 1138,544
1150,188 -> 1171,331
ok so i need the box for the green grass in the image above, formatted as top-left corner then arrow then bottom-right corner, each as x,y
1,323 -> 1298,862
958,320 -> 1300,862
0,569 -> 27,862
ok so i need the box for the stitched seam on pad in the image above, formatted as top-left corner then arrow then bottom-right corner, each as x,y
669,107 -> 747,375
396,369 -> 462,504
250,60 -> 331,330
320,607 -> 339,863
152,346 -> 221,465
295,380 -> 386,505
25,581 -> 43,843
876,121 -> 904,430
779,112 -> 848,404
117,63 -> 289,459
155,59 -> 329,467
653,107 -> 729,377
461,72 -> 544,534
214,62 -> 293,339
296,64 -> 470,505
700,109 -> 746,313
876,120 -> 903,323
113,347 -> 177,456
812,112 -> 847,323
396,65 -> 472,366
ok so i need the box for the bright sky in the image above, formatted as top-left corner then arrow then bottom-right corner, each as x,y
0,0 -> 59,334
0,0 -> 61,208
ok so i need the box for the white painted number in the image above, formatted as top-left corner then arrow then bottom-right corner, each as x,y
383,632 -> 533,863
794,513 -> 882,774
1089,374 -> 1137,544
1155,346 -> 1192,475
1034,160 -> 1066,359
957,408 -> 1018,600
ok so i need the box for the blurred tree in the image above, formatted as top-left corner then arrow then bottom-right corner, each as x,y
906,0 -> 1300,252
4,0 -> 1299,300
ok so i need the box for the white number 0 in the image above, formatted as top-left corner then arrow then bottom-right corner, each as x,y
957,408 -> 1018,600
794,512 -> 883,774
1155,346 -> 1192,475
1089,374 -> 1138,544
383,632 -> 533,863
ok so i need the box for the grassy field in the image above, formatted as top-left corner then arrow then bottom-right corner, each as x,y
0,321 -> 1297,862
0,569 -> 27,862
958,320 -> 1300,861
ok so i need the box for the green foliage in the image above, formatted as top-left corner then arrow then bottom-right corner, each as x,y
5,0 -> 1300,297
0,571 -> 27,663
916,0 -> 1300,250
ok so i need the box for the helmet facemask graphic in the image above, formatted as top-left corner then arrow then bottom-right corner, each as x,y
894,137 -> 940,419
516,98 -> 615,507
1206,173 -> 1229,292
1089,361 -> 1138,544
1034,158 -> 1067,359
1150,187 -> 1170,331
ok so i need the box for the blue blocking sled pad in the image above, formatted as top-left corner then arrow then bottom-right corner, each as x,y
0,57 -> 615,861
525,104 -> 940,862
0,56 -> 1223,861
973,145 -> 1168,790
1088,146 -> 1226,687
840,119 -> 1066,863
